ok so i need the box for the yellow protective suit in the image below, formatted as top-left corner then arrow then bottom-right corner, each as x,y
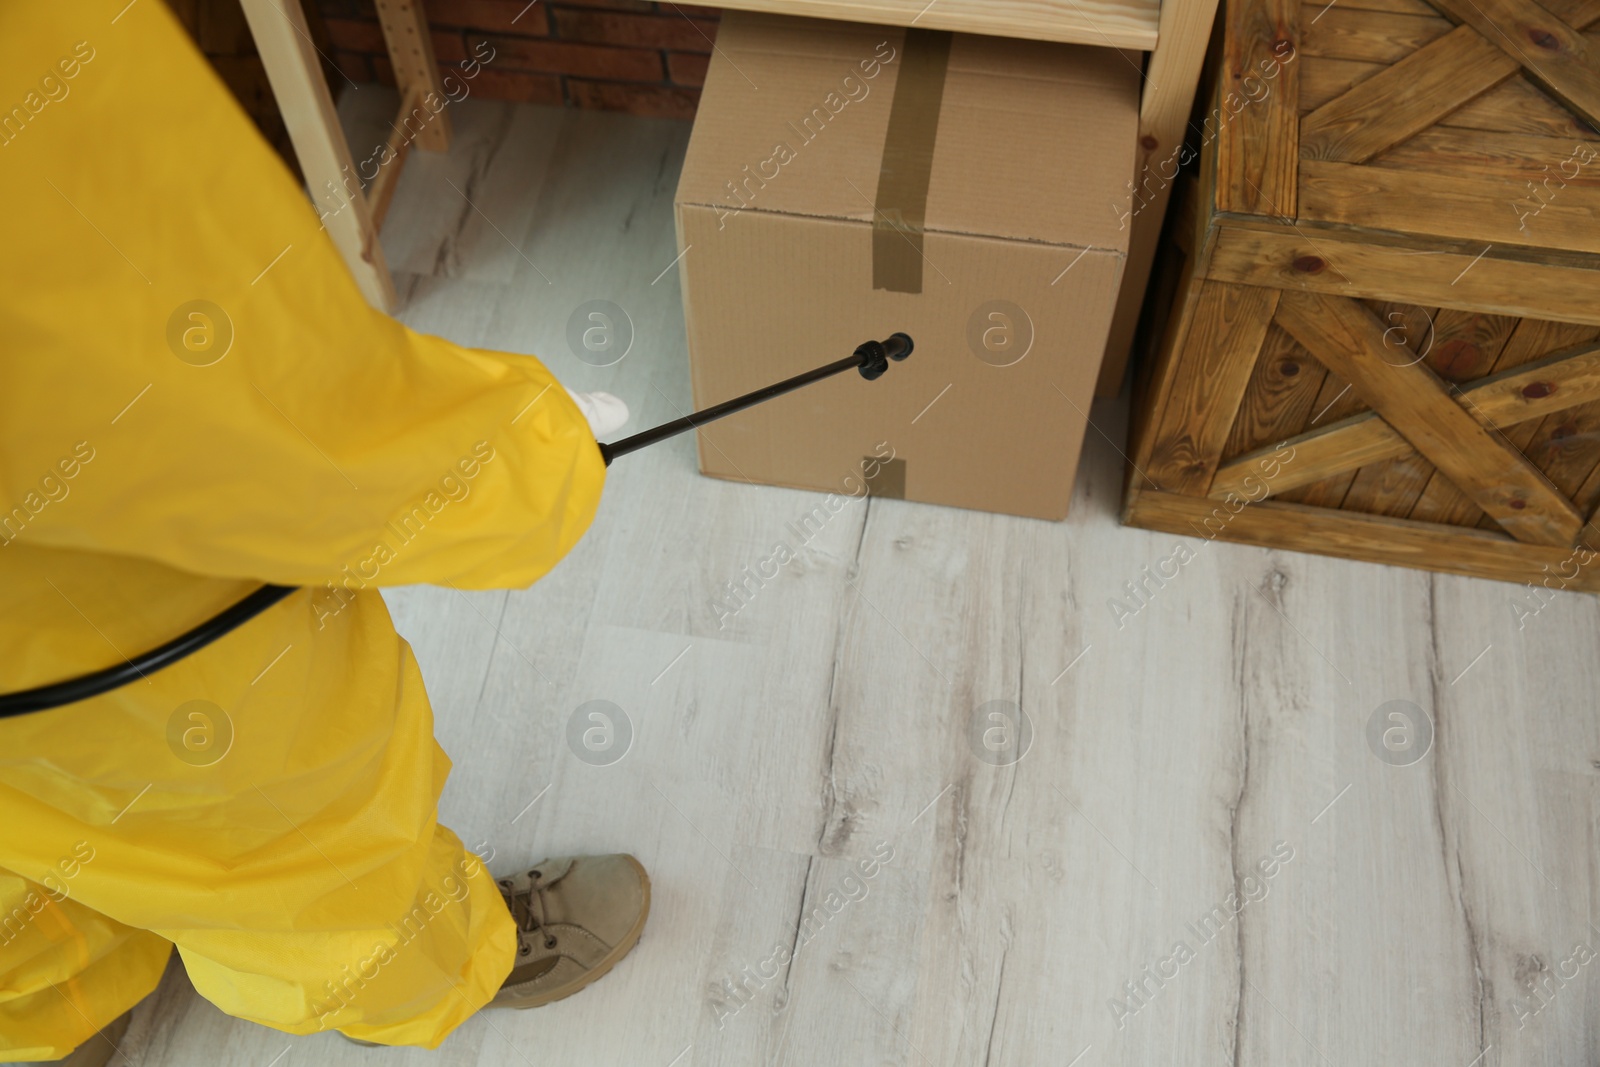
0,2 -> 604,1057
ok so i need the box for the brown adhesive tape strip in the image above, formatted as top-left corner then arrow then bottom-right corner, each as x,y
866,457 -> 907,499
873,28 -> 952,294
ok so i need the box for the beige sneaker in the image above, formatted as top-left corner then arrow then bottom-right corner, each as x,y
490,854 -> 650,1009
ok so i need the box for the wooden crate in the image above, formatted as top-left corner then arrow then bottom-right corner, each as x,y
1123,0 -> 1600,591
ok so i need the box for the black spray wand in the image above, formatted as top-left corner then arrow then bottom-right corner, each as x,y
599,331 -> 912,465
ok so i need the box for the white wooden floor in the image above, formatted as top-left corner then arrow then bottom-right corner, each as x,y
102,95 -> 1600,1067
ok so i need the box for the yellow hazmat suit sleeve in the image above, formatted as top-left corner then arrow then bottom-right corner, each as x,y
0,0 -> 604,592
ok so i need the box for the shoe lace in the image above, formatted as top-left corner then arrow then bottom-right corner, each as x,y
502,869 -> 558,952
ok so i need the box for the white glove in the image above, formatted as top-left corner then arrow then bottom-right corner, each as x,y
564,388 -> 630,437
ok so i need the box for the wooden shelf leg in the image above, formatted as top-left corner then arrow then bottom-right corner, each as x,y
239,0 -> 398,313
376,0 -> 453,152
1096,0 -> 1224,397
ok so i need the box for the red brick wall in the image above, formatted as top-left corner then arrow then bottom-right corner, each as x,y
320,1 -> 721,119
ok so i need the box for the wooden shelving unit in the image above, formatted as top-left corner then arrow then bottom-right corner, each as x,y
247,0 -> 1219,387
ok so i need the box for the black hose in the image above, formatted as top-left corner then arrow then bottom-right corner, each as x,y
0,585 -> 297,719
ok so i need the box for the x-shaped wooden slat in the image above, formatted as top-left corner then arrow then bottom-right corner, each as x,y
1300,0 -> 1600,163
1210,336 -> 1600,497
1259,291 -> 1585,545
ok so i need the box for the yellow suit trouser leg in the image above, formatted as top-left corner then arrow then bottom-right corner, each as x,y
0,875 -> 172,1062
169,824 -> 515,1047
0,828 -> 515,1059
0,584 -> 517,1059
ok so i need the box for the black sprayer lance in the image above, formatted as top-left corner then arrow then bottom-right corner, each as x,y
0,334 -> 914,717
599,332 -> 911,464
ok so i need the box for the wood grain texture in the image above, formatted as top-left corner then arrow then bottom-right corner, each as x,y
1271,357 -> 1369,506
1548,0 -> 1600,23
1303,361 -> 1370,424
710,0 -> 1161,48
1459,336 -> 1600,417
1299,27 -> 1514,162
1299,0 -> 1600,155
1520,398 -> 1600,494
1206,218 -> 1600,325
1298,55 -> 1386,111
1299,159 -> 1600,253
1324,0 -> 1447,17
1327,300 -> 1453,517
1417,307 -> 1520,384
1221,323 -> 1330,457
1127,486 -> 1600,587
1214,337 -> 1600,498
1141,282 -> 1280,493
1298,6 -> 1453,61
1429,0 -> 1600,129
1387,307 -> 1518,526
1275,290 -> 1586,544
1437,73 -> 1599,136
1128,265 -> 1207,484
1212,411 -> 1414,498
1574,437 -> 1600,518
1337,451 -> 1440,515
1453,321 -> 1600,526
1215,0 -> 1301,216
1370,126 -> 1600,186
1274,473 -> 1357,505
1405,461 -> 1489,526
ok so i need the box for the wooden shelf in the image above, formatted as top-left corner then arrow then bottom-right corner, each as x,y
711,0 -> 1161,51
252,0 -> 1206,377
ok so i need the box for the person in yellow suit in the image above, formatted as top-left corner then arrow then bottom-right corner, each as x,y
0,4 -> 649,1062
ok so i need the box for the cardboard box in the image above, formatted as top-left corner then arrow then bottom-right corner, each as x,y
675,13 -> 1137,520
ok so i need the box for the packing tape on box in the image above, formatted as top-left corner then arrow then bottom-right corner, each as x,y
873,28 -> 952,295
866,456 -> 907,499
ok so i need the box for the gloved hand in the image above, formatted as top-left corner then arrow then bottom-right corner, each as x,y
563,388 -> 630,437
